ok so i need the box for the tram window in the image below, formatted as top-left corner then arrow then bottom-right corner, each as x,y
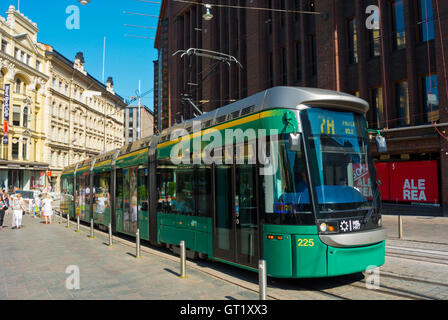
116,169 -> 123,211
138,167 -> 149,212
93,172 -> 111,218
263,135 -> 311,216
196,167 -> 212,217
158,165 -> 197,216
123,167 -> 138,234
173,166 -> 195,215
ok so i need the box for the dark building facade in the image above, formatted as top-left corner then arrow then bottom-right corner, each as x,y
154,0 -> 448,216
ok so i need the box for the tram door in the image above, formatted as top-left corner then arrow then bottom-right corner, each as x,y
213,164 -> 258,268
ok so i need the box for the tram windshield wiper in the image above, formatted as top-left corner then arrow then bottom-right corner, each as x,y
363,186 -> 379,225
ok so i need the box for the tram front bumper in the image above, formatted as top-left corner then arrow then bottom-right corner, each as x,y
326,240 -> 386,277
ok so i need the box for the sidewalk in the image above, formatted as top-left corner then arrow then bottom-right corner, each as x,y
382,215 -> 448,245
0,214 -> 259,300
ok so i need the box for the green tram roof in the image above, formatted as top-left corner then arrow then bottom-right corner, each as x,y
158,86 -> 369,143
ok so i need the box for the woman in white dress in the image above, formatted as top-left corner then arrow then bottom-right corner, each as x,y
42,194 -> 53,225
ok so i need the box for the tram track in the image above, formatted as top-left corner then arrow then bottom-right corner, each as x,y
386,245 -> 448,267
60,219 -> 445,300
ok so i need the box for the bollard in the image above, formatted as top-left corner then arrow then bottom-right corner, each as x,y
398,215 -> 403,239
135,229 -> 141,258
108,223 -> 113,246
66,213 -> 70,229
76,215 -> 80,233
89,218 -> 95,239
179,240 -> 186,279
259,260 -> 267,300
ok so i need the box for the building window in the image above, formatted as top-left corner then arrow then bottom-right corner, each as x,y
12,140 -> 19,160
310,35 -> 317,76
391,0 -> 406,50
12,106 -> 21,126
268,52 -> 274,87
36,60 -> 41,71
15,78 -> 22,94
22,138 -> 27,160
267,0 -> 272,34
395,81 -> 410,126
281,47 -> 287,85
1,40 -> 8,53
295,42 -> 302,81
422,74 -> 439,122
371,87 -> 384,129
418,0 -> 435,42
368,28 -> 381,58
23,106 -> 28,128
348,17 -> 359,64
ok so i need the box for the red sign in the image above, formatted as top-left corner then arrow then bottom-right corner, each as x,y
375,162 -> 390,201
3,120 -> 8,134
384,161 -> 439,204
47,171 -> 52,177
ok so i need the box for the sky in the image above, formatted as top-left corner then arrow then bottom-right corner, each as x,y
5,0 -> 161,111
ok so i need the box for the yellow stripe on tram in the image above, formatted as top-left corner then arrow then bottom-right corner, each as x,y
157,110 -> 275,149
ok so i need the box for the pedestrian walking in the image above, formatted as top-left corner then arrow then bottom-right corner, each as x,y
33,194 -> 42,219
42,194 -> 54,225
10,193 -> 26,229
0,191 -> 8,230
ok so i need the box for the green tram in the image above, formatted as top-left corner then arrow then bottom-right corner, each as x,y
60,87 -> 386,278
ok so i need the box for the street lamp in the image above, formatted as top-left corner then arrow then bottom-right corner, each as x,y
203,4 -> 213,21
78,0 -> 90,5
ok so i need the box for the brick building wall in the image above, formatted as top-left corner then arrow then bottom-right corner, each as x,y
155,0 -> 448,215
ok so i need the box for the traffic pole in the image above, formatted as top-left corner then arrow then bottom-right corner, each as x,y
398,215 -> 403,239
89,218 -> 95,239
108,223 -> 113,246
259,260 -> 267,300
180,240 -> 186,279
76,215 -> 80,233
66,213 -> 70,228
135,229 -> 141,258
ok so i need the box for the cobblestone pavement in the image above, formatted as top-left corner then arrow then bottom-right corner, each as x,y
0,214 -> 259,300
1,213 -> 447,300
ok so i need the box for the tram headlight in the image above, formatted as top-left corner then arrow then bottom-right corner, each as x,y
378,218 -> 382,227
319,223 -> 327,232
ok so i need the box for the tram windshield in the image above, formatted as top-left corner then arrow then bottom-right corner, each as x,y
301,108 -> 379,218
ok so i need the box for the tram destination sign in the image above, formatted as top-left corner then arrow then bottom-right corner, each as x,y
307,108 -> 358,137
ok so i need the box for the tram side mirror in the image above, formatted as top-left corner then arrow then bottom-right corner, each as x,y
375,136 -> 387,153
288,133 -> 302,152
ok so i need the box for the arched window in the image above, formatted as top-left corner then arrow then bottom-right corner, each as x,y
15,78 -> 22,94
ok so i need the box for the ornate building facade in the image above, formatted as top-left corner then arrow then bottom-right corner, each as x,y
0,5 -> 126,192
45,49 -> 125,190
0,5 -> 49,191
